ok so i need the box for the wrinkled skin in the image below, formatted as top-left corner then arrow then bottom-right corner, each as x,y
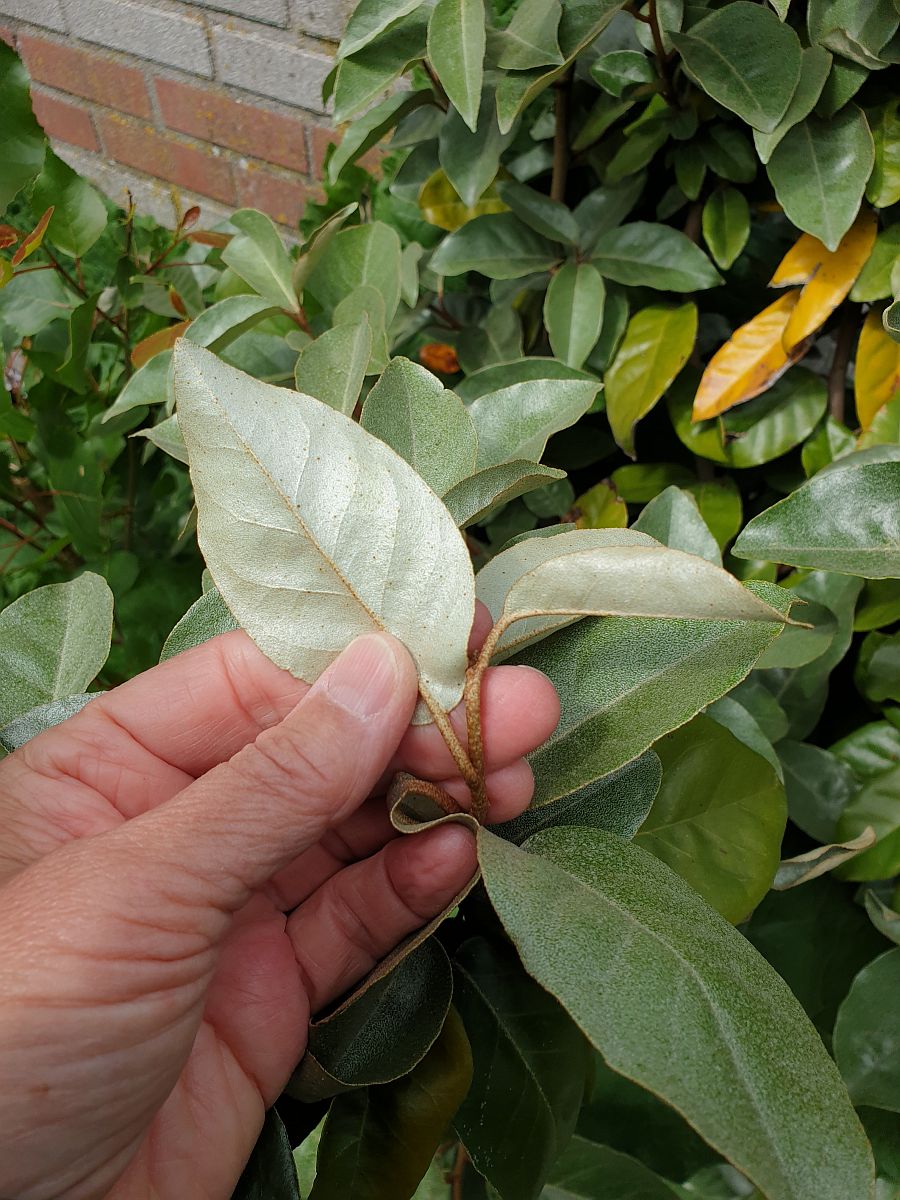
0,621 -> 559,1200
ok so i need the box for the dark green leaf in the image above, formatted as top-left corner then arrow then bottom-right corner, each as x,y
232,1110 -> 300,1200
834,949 -> 900,1112
632,486 -> 720,565
329,90 -> 432,183
856,632 -> 900,705
443,462 -> 567,527
455,357 -> 598,402
31,150 -> 107,258
479,827 -> 875,1200
540,1137 -> 680,1199
591,222 -> 722,291
832,719 -> 900,780
339,0 -> 426,58
753,45 -> 833,164
160,587 -> 239,661
0,41 -> 46,210
332,11 -> 429,123
439,90 -> 515,207
701,187 -> 750,271
428,0 -> 486,132
431,213 -> 563,279
777,741 -> 856,842
543,261 -> 605,369
496,180 -> 580,245
835,763 -> 900,881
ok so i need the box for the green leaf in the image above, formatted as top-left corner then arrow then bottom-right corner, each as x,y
333,286 -> 390,374
744,877 -> 892,1046
540,1137 -> 681,1200
701,187 -> 750,271
835,763 -> 900,881
339,0 -> 426,58
774,830 -> 878,891
456,303 -> 523,373
705,693 -> 782,778
767,107 -> 875,251
439,91 -> 515,208
515,601 -> 789,809
455,356 -> 598,401
479,826 -> 875,1200
834,949 -> 900,1113
160,587 -> 238,662
309,1008 -> 472,1200
294,320 -> 371,415
427,0 -> 486,132
31,149 -> 107,258
591,49 -> 657,98
832,719 -> 900,780
135,414 -> 188,463
293,202 -> 359,296
468,377 -> 598,467
591,222 -> 722,291
102,351 -> 172,423
308,222 -> 403,322
632,486 -> 720,565
221,209 -> 298,311
856,631 -> 900,705
0,693 -> 99,753
700,125 -> 757,185
670,2 -> 801,132
494,0 -> 563,69
611,463 -> 694,503
329,90 -> 432,183
685,478 -> 743,550
867,99 -> 900,209
431,212 -> 562,278
361,357 -> 477,494
802,416 -> 856,477
442,461 -> 567,527
605,302 -> 697,456
0,574 -> 113,727
496,180 -> 580,245
851,227 -> 900,303
669,368 -> 829,469
174,343 -> 475,722
752,45 -> 833,164
0,41 -> 46,210
453,937 -> 589,1200
635,715 -> 786,922
543,261 -> 605,370
332,11 -> 429,123
495,750 -> 662,847
733,457 -> 900,578
186,296 -> 283,354
573,177 -> 646,250
291,940 -> 454,1100
233,1109 -> 300,1199
864,891 -> 900,946
856,579 -> 900,632
574,481 -> 628,530
755,597 -> 837,670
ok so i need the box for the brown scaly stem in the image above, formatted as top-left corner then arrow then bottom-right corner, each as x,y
550,66 -> 574,205
421,690 -> 483,798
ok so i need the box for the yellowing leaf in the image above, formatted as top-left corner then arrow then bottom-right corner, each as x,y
575,482 -> 627,529
781,212 -> 878,351
770,233 -> 828,287
855,309 -> 900,430
418,167 -> 507,231
692,291 -> 804,422
131,319 -> 192,369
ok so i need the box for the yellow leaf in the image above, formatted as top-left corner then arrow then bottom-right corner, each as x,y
781,212 -> 878,352
692,290 -> 804,422
769,233 -> 826,288
418,169 -> 508,232
855,308 -> 900,430
575,481 -> 627,529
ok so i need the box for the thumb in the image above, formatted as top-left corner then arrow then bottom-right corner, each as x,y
109,632 -> 418,921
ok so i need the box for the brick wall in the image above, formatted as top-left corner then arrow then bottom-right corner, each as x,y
0,0 -> 357,229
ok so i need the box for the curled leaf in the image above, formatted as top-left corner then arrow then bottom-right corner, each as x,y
692,290 -> 805,421
10,206 -> 54,266
774,828 -> 877,890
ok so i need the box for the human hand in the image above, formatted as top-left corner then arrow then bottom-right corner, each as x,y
0,617 -> 559,1200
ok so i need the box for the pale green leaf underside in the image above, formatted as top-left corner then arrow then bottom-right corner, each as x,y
174,342 -> 475,721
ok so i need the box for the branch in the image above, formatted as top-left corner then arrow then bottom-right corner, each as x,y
550,67 -> 574,205
828,304 -> 857,423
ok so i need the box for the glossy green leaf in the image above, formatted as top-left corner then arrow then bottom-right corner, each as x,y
835,764 -> 900,881
543,262 -> 605,370
291,940 -> 453,1100
671,2 -> 801,132
801,416 -> 856,478
442,462 -> 566,527
605,303 -> 697,456
591,222 -> 721,291
308,222 -> 403,322
479,826 -> 875,1200
455,357 -> 598,401
591,49 -> 656,98
439,91 -> 515,207
0,693 -> 99,753
361,357 -> 477,494
856,579 -> 900,632
685,478 -> 743,550
767,107 -> 875,251
834,949 -> 900,1113
294,320 -> 371,415
867,99 -> 900,209
752,45 -> 833,164
221,209 -> 298,312
573,177 -> 646,250
0,41 -> 46,210
611,463 -> 694,503
516,598 -> 789,808
702,188 -> 750,271
0,573 -> 113,727
468,377 -> 597,468
832,720 -> 900,780
494,0 -> 563,69
174,343 -> 475,722
453,937 -> 589,1200
856,631 -> 900,705
636,715 -> 786,921
233,1109 -> 300,1200
428,0 -> 485,132
541,1137 -> 679,1199
705,693 -> 782,778
431,213 -> 562,278
496,180 -> 580,245
755,598 -> 837,670
852,227 -> 900,303
31,150 -> 107,258
160,586 -> 238,661
309,1009 -> 472,1200
632,486 -> 720,565
744,878 -> 891,1046
733,457 -> 900,578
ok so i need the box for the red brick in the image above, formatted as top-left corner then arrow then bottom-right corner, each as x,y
235,163 -> 318,227
308,123 -> 382,180
17,34 -> 151,118
31,89 -> 99,152
0,27 -> 15,48
155,78 -> 308,175
99,115 -> 236,206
